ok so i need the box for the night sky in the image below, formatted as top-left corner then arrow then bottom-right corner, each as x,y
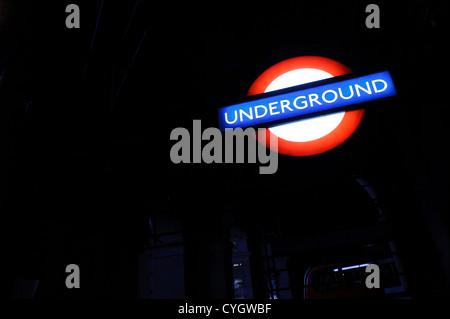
2,0 -> 448,301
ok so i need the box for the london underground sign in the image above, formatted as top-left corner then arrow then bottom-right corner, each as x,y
219,71 -> 394,130
218,56 -> 396,156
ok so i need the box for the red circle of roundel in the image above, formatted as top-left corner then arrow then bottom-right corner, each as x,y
247,56 -> 365,157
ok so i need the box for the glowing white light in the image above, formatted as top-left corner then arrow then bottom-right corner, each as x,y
265,68 -> 345,143
265,68 -> 333,91
333,263 -> 371,272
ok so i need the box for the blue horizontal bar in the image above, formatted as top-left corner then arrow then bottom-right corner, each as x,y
218,71 -> 396,130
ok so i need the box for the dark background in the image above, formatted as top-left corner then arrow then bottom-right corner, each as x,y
1,0 -> 448,299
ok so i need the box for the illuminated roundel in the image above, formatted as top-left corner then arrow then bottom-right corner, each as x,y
247,56 -> 365,156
